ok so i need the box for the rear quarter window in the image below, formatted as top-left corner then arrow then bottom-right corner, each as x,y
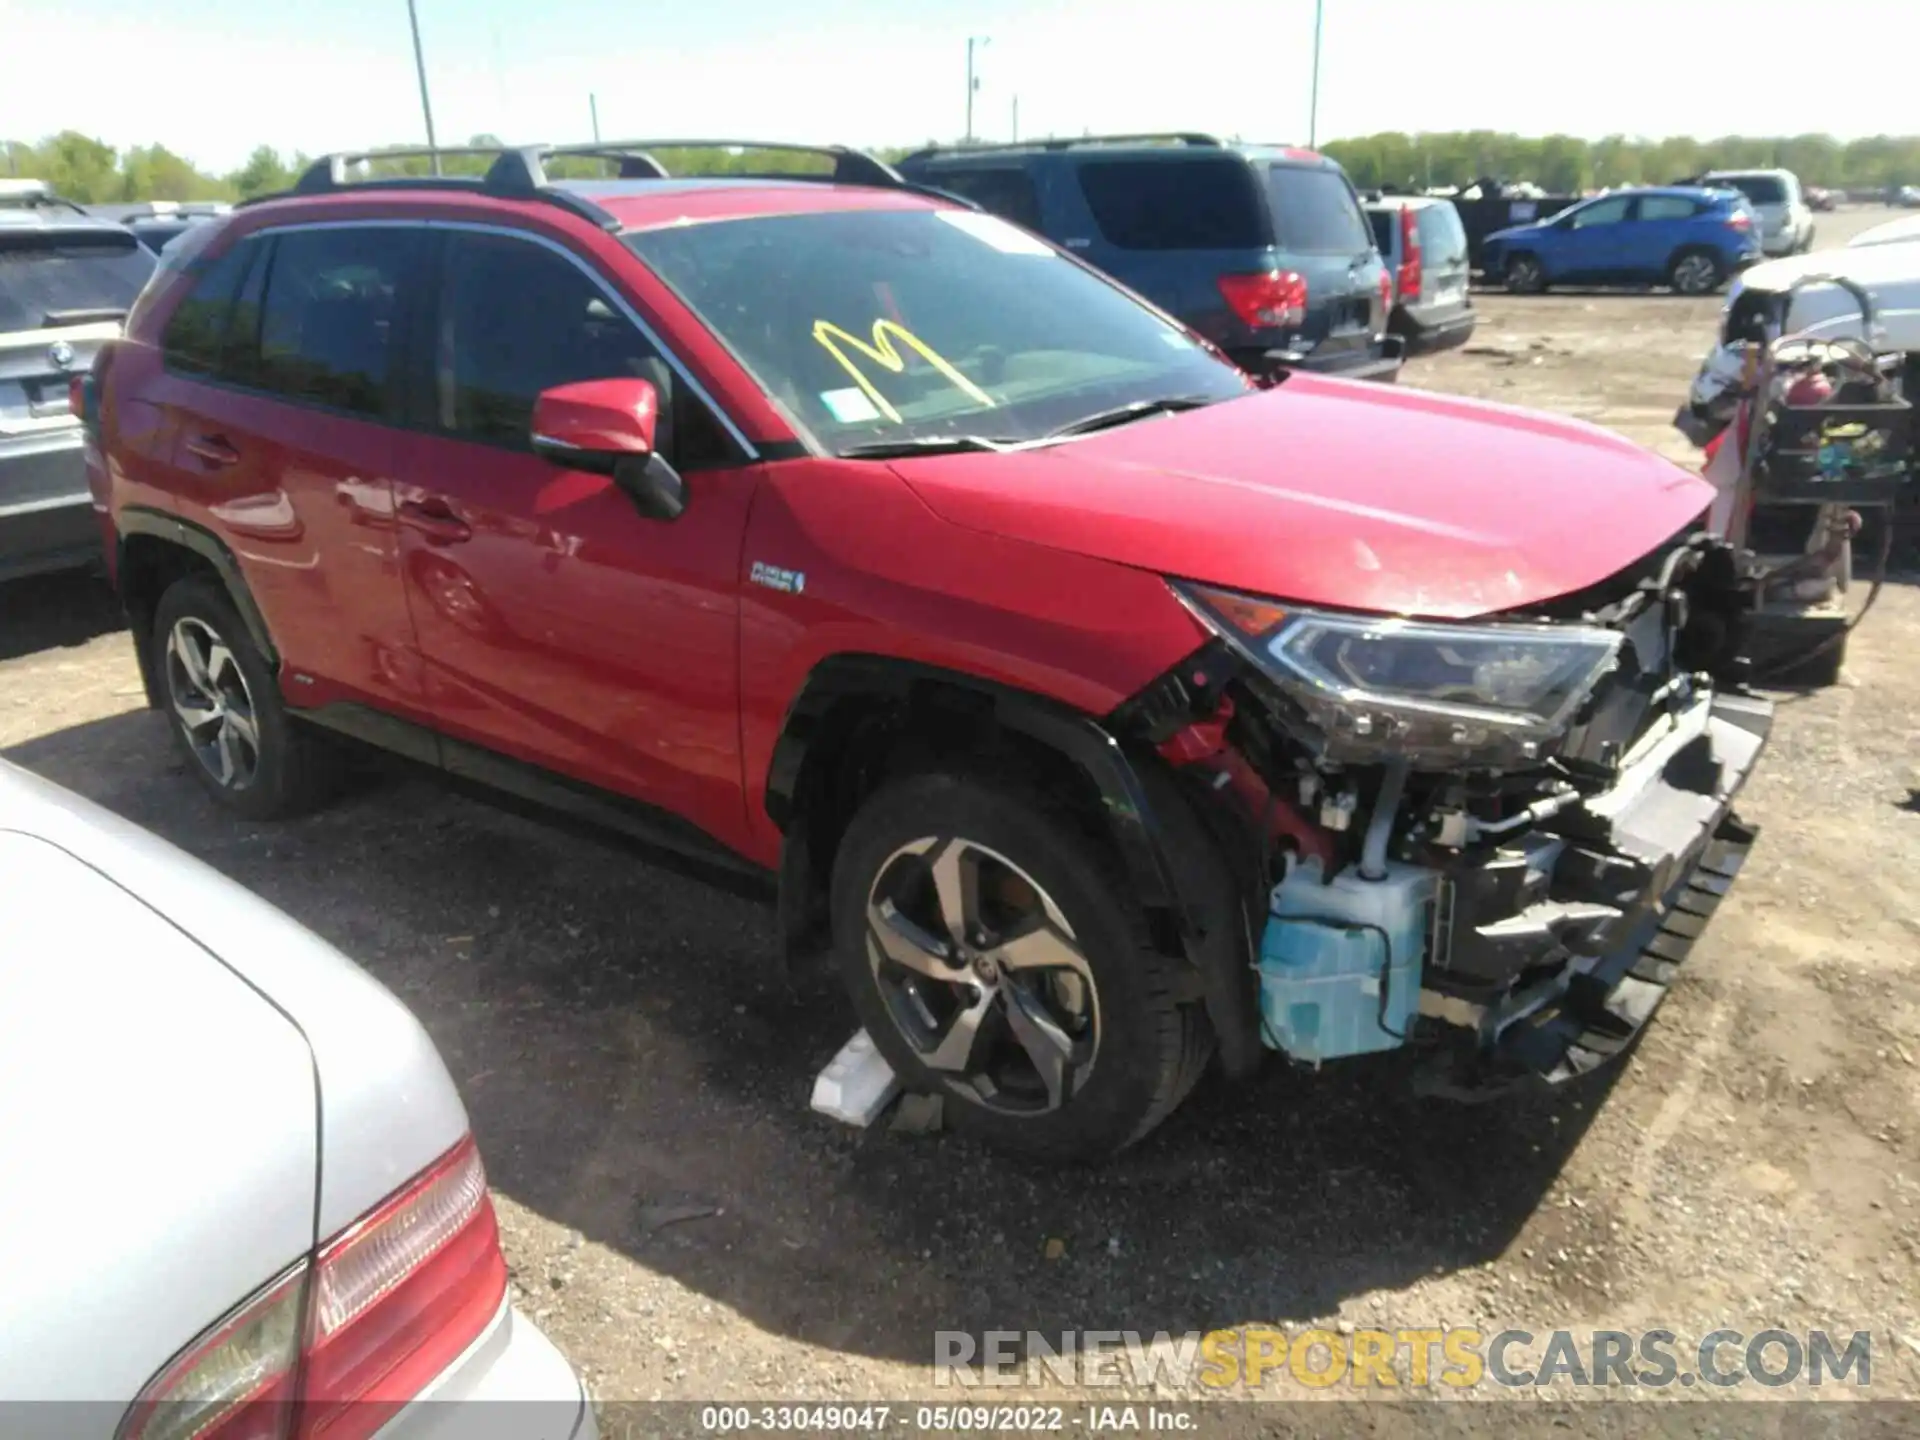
1075,159 -> 1265,250
928,169 -> 1045,232
1414,203 -> 1468,264
1267,165 -> 1374,255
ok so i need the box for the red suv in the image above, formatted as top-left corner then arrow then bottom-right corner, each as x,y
85,142 -> 1772,1161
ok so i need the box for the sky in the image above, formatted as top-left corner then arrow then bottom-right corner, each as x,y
4,0 -> 1918,175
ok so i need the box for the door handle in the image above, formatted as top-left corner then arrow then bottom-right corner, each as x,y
185,433 -> 240,467
398,496 -> 473,545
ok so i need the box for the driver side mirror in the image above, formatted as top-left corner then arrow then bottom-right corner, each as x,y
531,378 -> 686,522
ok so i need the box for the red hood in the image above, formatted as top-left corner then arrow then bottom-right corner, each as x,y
889,376 -> 1714,619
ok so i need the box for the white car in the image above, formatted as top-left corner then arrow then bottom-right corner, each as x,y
1701,169 -> 1815,257
1851,214 -> 1920,249
0,759 -> 594,1440
1715,240 -> 1920,355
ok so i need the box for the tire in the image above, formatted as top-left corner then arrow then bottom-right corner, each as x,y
1503,253 -> 1546,294
152,576 -> 338,819
830,770 -> 1212,1163
1668,248 -> 1723,296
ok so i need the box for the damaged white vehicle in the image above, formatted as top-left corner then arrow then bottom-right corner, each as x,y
1674,244 -> 1917,683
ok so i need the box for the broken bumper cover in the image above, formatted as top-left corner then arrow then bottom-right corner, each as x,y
1417,688 -> 1773,1098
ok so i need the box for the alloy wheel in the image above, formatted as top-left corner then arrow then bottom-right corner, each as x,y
1673,255 -> 1717,295
165,616 -> 261,790
864,836 -> 1100,1115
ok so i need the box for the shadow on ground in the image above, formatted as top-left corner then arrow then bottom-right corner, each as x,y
7,708 -> 1612,1366
0,570 -> 124,662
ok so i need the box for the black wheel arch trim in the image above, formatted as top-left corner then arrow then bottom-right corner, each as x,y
768,653 -> 1262,1077
115,506 -> 280,671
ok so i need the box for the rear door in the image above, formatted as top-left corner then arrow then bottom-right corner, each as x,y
1626,193 -> 1700,275
1413,202 -> 1471,310
148,223 -> 435,728
1264,162 -> 1383,359
1065,155 -> 1270,344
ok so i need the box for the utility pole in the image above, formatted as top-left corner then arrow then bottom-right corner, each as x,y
1011,95 -> 1019,143
965,36 -> 990,144
590,93 -> 602,142
1308,0 -> 1324,148
405,0 -> 441,175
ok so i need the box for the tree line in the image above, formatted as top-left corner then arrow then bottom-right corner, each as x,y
7,128 -> 1918,205
1318,132 -> 1920,195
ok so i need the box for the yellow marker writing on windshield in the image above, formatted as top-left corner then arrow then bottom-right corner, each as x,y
811,318 -> 995,424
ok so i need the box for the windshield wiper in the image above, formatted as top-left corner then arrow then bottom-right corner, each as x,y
42,307 -> 129,327
1044,395 -> 1217,440
837,435 -> 1014,459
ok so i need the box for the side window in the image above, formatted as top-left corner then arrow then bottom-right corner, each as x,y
1076,159 -> 1265,250
1569,197 -> 1630,229
255,227 -> 419,418
436,231 -> 732,468
159,240 -> 255,375
933,169 -> 1044,232
1639,195 -> 1699,222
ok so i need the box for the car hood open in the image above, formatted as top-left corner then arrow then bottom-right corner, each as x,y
888,377 -> 1714,619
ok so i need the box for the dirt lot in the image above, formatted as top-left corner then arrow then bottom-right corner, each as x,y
4,208 -> 1918,1420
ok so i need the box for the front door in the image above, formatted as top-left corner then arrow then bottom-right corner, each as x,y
394,227 -> 760,852
1555,195 -> 1633,283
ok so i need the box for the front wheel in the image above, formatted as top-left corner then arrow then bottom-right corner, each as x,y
830,771 -> 1211,1162
1669,248 -> 1724,296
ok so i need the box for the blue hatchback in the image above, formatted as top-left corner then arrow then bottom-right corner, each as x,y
1482,186 -> 1762,297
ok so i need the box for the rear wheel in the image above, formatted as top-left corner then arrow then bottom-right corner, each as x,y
153,577 -> 338,819
830,771 -> 1211,1162
1668,248 -> 1723,296
1503,253 -> 1546,294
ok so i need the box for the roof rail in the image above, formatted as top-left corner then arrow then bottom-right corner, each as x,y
235,144 -> 623,230
901,133 -> 1223,164
499,139 -> 910,189
236,138 -> 979,228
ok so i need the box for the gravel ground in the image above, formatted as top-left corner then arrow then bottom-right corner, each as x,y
3,207 -> 1917,1425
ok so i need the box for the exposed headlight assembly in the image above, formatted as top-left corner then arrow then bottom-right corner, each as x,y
1174,582 -> 1622,767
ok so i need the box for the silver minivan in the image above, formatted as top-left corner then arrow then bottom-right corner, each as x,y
1365,196 -> 1475,355
1701,169 -> 1814,257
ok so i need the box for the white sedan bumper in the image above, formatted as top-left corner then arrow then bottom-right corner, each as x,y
379,1300 -> 595,1440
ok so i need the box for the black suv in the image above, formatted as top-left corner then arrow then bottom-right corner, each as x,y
899,134 -> 1402,381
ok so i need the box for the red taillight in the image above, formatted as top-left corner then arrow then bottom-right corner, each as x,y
1728,211 -> 1751,229
300,1137 -> 505,1440
118,1137 -> 506,1440
1395,205 -> 1422,301
1377,269 -> 1392,322
1217,270 -> 1308,329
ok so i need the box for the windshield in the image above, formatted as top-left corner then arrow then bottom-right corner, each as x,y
624,208 -> 1249,454
0,230 -> 155,331
1268,165 -> 1374,255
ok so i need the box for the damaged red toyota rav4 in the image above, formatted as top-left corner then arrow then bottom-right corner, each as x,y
83,141 -> 1771,1162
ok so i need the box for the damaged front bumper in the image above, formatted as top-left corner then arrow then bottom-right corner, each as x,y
1415,686 -> 1773,1098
